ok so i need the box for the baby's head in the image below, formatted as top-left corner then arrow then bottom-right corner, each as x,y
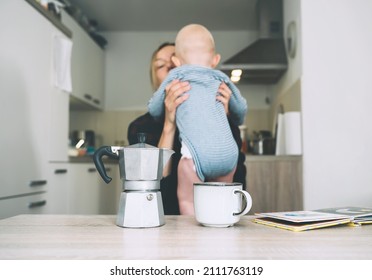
172,24 -> 221,68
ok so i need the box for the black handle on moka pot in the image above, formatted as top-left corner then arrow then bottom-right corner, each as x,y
93,146 -> 120,184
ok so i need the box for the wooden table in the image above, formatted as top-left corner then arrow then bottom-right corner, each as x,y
0,215 -> 371,260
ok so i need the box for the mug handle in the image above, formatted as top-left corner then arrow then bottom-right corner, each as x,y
233,189 -> 253,216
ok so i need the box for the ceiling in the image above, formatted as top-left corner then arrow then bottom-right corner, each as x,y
66,0 -> 258,32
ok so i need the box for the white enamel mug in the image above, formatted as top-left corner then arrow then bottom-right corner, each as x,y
194,182 -> 252,227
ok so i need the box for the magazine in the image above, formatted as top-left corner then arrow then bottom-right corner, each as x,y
253,206 -> 372,232
314,206 -> 372,225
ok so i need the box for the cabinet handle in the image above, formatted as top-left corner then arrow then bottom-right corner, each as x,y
29,180 -> 47,187
84,93 -> 92,100
54,169 -> 68,174
93,99 -> 100,105
88,168 -> 97,173
28,200 -> 47,208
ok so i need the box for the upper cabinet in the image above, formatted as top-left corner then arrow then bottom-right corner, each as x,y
61,10 -> 105,110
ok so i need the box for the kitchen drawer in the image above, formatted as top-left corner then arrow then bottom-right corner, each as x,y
0,176 -> 48,199
0,193 -> 47,220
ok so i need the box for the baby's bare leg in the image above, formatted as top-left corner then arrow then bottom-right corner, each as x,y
177,158 -> 201,215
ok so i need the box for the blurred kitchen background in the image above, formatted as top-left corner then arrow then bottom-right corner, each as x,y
1,0 -> 371,219
66,0 -> 301,152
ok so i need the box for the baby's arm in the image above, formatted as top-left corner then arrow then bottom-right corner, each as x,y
227,82 -> 248,125
148,76 -> 173,120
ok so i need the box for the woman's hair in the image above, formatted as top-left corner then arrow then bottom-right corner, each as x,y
150,42 -> 175,91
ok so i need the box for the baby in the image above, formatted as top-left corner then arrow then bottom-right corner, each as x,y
148,24 -> 247,215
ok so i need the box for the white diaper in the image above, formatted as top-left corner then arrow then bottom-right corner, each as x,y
181,141 -> 196,172
181,141 -> 193,159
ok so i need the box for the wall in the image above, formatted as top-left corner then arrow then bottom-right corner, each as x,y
300,0 -> 372,208
272,0 -> 372,209
276,0 -> 303,94
103,30 -> 266,110
270,0 -> 302,129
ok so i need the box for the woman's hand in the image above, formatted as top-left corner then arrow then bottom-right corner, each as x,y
159,79 -> 190,177
163,79 -> 190,130
216,82 -> 232,114
158,79 -> 190,148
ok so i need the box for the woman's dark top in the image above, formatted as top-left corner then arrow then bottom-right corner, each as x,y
127,112 -> 246,215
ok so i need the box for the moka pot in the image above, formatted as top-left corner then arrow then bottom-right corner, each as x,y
93,135 -> 174,228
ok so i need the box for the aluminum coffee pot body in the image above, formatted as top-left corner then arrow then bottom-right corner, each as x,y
93,144 -> 174,185
118,144 -> 174,182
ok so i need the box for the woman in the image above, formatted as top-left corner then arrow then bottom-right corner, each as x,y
127,42 -> 246,215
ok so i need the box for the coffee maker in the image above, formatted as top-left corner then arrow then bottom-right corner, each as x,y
93,134 -> 174,228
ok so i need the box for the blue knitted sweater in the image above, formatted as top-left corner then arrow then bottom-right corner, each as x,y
148,65 -> 247,181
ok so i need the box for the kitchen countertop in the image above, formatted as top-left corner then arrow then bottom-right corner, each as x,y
0,215 -> 371,260
245,155 -> 302,161
67,155 -> 301,163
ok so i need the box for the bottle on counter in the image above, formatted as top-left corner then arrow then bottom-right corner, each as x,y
238,125 -> 247,154
258,136 -> 263,155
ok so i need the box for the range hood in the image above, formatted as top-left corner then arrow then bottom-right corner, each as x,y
219,0 -> 288,84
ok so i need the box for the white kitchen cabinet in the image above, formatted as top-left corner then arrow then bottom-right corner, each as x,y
61,10 -> 104,110
0,1 -> 69,204
68,163 -> 120,215
67,163 -> 101,214
46,162 -> 120,215
0,1 -> 71,220
45,163 -> 70,214
98,164 -> 121,214
0,193 -> 48,220
48,89 -> 69,162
